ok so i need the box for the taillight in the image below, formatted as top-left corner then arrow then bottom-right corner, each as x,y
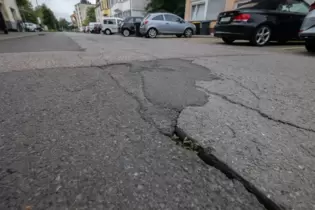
144,20 -> 149,25
310,3 -> 315,12
233,14 -> 251,22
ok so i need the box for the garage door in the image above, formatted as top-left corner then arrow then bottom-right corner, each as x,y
191,3 -> 205,21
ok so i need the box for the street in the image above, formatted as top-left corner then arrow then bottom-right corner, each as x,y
0,33 -> 314,210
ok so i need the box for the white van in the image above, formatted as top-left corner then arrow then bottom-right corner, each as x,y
101,17 -> 123,35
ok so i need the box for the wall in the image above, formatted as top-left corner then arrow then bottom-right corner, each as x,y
131,0 -> 148,12
110,0 -> 147,17
75,3 -> 95,30
1,0 -> 22,31
110,0 -> 130,17
95,5 -> 102,22
206,0 -> 225,20
101,0 -> 111,16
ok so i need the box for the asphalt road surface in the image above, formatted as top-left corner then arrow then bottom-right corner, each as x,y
0,32 -> 314,210
0,33 -> 82,53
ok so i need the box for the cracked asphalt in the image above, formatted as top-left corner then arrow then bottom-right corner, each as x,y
0,32 -> 314,210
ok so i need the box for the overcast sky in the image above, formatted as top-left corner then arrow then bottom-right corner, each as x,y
30,0 -> 96,20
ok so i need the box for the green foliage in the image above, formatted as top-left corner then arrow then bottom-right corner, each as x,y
83,7 -> 96,25
58,18 -> 70,30
17,0 -> 38,23
37,4 -> 58,30
145,0 -> 186,18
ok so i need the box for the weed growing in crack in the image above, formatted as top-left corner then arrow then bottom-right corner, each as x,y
171,134 -> 202,152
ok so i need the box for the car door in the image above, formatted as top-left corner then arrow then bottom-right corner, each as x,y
276,0 -> 309,39
151,14 -> 166,33
163,14 -> 185,34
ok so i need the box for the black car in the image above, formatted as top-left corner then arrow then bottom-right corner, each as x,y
214,0 -> 310,46
119,16 -> 144,37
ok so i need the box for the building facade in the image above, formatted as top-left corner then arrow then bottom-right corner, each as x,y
74,1 -> 95,31
95,0 -> 102,22
110,0 -> 148,18
0,0 -> 22,31
101,0 -> 111,17
184,0 -> 238,21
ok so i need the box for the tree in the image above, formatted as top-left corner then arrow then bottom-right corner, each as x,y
38,4 -> 58,30
58,18 -> 70,30
145,0 -> 186,18
83,7 -> 96,25
17,0 -> 38,23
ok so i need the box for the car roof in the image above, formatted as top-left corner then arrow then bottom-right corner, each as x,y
102,17 -> 122,20
150,12 -> 175,15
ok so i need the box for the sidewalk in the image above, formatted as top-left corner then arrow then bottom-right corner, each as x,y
0,32 -> 41,41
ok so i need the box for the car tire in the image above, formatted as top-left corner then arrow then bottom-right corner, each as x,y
250,25 -> 271,46
176,34 -> 182,38
222,37 -> 235,44
305,40 -> 315,53
105,29 -> 111,35
184,28 -> 193,38
122,29 -> 130,37
147,28 -> 157,38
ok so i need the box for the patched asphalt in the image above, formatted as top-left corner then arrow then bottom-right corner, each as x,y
0,65 -> 264,209
1,32 -> 315,210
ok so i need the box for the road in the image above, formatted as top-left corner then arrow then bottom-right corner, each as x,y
0,32 -> 314,210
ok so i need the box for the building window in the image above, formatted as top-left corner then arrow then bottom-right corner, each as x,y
191,3 -> 205,21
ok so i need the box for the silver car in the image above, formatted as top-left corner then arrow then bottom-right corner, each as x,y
300,2 -> 315,52
140,13 -> 196,38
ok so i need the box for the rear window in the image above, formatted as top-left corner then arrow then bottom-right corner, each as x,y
124,17 -> 132,23
277,1 -> 309,14
135,17 -> 143,23
144,14 -> 151,20
104,19 -> 115,24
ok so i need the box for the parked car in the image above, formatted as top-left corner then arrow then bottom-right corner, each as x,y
214,0 -> 310,46
139,13 -> 196,38
89,22 -> 101,34
101,17 -> 122,35
119,16 -> 143,37
23,22 -> 37,32
300,2 -> 315,52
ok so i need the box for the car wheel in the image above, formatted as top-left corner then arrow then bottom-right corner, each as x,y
147,28 -> 157,38
222,37 -> 235,44
105,29 -> 111,35
251,25 -> 271,46
305,40 -> 315,53
176,34 -> 182,38
184,28 -> 193,38
122,29 -> 130,37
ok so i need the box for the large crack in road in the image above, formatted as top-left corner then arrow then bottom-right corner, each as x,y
0,64 -> 264,209
101,60 -> 284,210
102,58 -> 315,210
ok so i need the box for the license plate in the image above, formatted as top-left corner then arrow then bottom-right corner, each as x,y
220,17 -> 231,23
